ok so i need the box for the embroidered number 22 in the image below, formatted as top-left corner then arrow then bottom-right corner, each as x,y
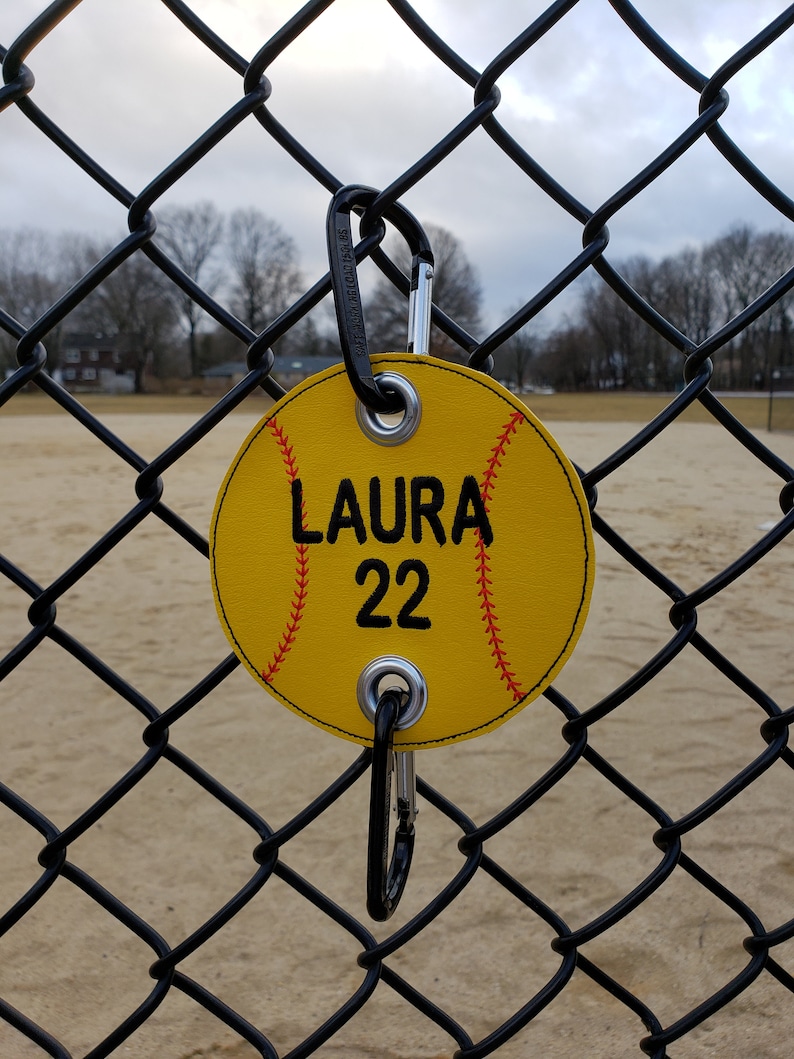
355,558 -> 431,630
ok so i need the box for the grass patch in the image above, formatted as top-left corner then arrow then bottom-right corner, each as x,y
525,392 -> 775,429
1,387 -> 781,430
1,390 -> 272,418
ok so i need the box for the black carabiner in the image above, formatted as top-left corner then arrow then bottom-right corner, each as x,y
327,184 -> 434,416
367,687 -> 415,921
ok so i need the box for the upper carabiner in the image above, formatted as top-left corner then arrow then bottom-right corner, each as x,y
326,184 -> 434,415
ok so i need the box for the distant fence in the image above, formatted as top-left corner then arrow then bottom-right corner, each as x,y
769,369 -> 794,432
2,3 -> 794,1057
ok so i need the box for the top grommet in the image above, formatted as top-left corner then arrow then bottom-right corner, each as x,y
355,371 -> 422,446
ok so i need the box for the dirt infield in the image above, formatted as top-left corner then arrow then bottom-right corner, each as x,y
1,408 -> 792,1057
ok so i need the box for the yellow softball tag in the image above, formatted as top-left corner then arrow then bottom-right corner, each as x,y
210,354 -> 594,750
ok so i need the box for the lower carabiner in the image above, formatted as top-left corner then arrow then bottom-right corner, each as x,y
366,688 -> 415,921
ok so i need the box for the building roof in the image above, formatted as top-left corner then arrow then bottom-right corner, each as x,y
200,360 -> 248,378
62,331 -> 134,350
273,354 -> 340,374
201,355 -> 341,378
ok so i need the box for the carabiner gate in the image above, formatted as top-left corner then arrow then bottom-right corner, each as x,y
367,687 -> 416,921
358,655 -> 426,921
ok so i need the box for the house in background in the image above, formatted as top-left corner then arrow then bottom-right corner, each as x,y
200,353 -> 341,394
55,332 -> 136,393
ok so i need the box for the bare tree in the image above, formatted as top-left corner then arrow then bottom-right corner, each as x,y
365,224 -> 482,361
755,231 -> 794,384
0,228 -> 73,374
535,322 -> 597,391
81,250 -> 179,392
492,317 -> 536,391
580,266 -> 653,389
227,208 -> 303,338
157,202 -> 224,377
705,225 -> 794,387
654,248 -> 714,347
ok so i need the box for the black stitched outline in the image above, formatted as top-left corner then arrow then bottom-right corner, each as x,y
211,356 -> 593,747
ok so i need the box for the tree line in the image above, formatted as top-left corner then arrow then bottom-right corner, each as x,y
1,205 -> 316,390
0,203 -> 484,391
1,204 -> 790,393
530,224 -> 794,392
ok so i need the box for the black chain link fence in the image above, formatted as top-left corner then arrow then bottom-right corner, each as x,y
2,2 -> 794,1056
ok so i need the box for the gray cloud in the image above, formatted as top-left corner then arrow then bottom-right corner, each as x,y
2,0 -> 792,335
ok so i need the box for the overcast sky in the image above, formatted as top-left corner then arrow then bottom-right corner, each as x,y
2,0 -> 793,334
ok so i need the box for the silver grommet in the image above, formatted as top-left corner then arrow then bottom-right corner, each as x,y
357,656 -> 428,730
356,372 -> 421,446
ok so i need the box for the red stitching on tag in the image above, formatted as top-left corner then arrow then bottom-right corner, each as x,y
262,419 -> 309,683
477,411 -> 525,701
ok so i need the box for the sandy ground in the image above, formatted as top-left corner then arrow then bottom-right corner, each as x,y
1,408 -> 793,1058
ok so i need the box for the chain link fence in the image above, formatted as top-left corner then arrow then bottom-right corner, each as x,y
2,2 -> 794,1056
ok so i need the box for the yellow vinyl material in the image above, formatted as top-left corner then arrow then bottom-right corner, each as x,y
210,354 -> 594,750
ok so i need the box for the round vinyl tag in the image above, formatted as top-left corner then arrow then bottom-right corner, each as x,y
210,354 -> 594,750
